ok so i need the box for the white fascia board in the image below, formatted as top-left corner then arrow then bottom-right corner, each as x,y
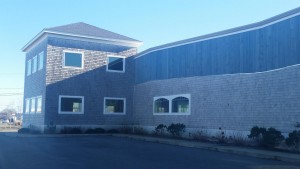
22,30 -> 143,52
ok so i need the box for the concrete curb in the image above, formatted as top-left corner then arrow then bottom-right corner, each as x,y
111,134 -> 300,165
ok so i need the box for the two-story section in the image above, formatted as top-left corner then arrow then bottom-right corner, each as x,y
22,22 -> 142,131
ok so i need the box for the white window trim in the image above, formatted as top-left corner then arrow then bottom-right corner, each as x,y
103,97 -> 126,115
32,55 -> 37,73
62,50 -> 84,69
106,55 -> 125,73
27,59 -> 32,76
38,51 -> 44,70
153,94 -> 191,115
36,96 -> 42,113
30,97 -> 36,114
58,95 -> 84,114
25,98 -> 30,114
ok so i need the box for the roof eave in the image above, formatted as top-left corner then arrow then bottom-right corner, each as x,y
22,30 -> 143,52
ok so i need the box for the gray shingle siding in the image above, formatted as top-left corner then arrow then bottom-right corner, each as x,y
133,65 -> 300,133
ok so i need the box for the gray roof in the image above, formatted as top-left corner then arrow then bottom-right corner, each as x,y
136,7 -> 300,58
45,22 -> 141,42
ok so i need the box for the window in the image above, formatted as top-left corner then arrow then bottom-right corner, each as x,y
104,97 -> 126,115
32,56 -> 37,73
59,96 -> 84,114
36,96 -> 42,113
154,98 -> 169,113
106,56 -> 125,72
27,59 -> 31,76
25,99 -> 30,114
153,94 -> 190,115
63,51 -> 83,68
30,97 -> 36,113
172,97 -> 189,113
38,52 -> 44,70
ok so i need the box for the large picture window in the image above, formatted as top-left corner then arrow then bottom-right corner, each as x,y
153,94 -> 190,115
104,97 -> 126,115
59,96 -> 84,114
106,56 -> 125,72
63,51 -> 83,68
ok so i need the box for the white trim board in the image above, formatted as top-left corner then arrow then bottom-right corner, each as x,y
58,95 -> 85,114
103,97 -> 126,115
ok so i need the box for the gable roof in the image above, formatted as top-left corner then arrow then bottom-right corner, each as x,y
135,7 -> 300,59
22,22 -> 142,52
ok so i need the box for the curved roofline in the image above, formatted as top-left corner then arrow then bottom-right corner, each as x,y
22,29 -> 143,52
135,7 -> 300,59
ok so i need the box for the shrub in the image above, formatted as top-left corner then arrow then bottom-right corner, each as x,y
18,128 -> 31,134
229,132 -> 250,146
285,130 -> 300,149
133,127 -> 148,135
153,124 -> 167,136
167,123 -> 186,137
248,126 -> 284,148
85,128 -> 106,134
215,127 -> 227,143
191,130 -> 210,142
106,129 -> 119,133
119,126 -> 133,134
60,127 -> 82,134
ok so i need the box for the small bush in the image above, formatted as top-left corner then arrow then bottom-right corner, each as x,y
191,130 -> 210,142
106,129 -> 119,133
60,127 -> 82,134
133,127 -> 148,135
119,126 -> 133,134
229,132 -> 249,146
167,123 -> 186,137
85,128 -> 106,134
285,130 -> 300,149
18,128 -> 31,134
248,126 -> 284,148
153,124 -> 167,136
215,127 -> 227,143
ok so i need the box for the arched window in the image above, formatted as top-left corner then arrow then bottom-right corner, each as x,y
154,98 -> 169,113
172,97 -> 189,113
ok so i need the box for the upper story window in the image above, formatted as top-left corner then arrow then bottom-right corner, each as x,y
153,94 -> 190,115
32,55 -> 37,73
59,95 -> 84,114
38,52 -> 44,70
27,59 -> 31,76
104,97 -> 126,115
63,51 -> 84,68
106,55 -> 125,73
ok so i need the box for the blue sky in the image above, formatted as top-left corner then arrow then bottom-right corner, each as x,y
1,0 -> 300,112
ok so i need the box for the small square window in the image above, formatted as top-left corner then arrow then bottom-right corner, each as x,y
38,52 -> 44,70
59,96 -> 84,114
104,97 -> 126,115
106,56 -> 125,72
63,51 -> 83,68
32,56 -> 37,73
27,59 -> 31,76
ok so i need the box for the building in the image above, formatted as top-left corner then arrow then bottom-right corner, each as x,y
22,8 -> 300,134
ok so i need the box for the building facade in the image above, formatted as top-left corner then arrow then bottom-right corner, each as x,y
22,8 -> 300,134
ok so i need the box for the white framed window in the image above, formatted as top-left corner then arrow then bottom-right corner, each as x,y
27,59 -> 32,76
106,55 -> 125,73
32,55 -> 37,73
36,96 -> 42,113
104,97 -> 126,115
38,52 -> 44,70
25,99 -> 30,114
63,51 -> 84,69
59,95 -> 84,114
153,94 -> 191,115
30,97 -> 36,113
